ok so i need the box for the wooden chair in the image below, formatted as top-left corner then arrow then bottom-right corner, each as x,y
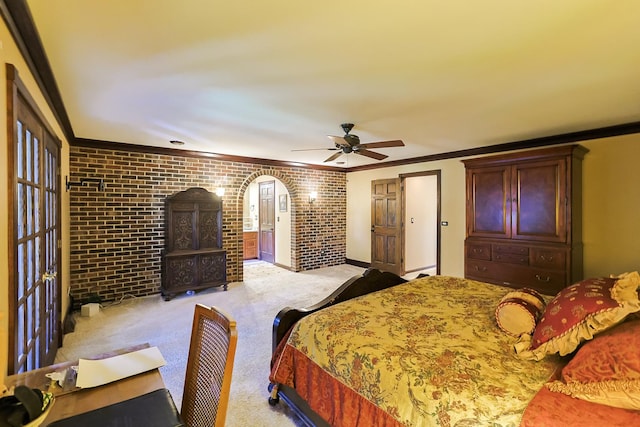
181,304 -> 238,427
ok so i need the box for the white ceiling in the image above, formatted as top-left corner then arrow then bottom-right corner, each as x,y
26,0 -> 640,167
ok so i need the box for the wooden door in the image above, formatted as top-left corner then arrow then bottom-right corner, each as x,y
8,67 -> 62,373
511,159 -> 567,242
259,181 -> 275,263
370,178 -> 402,275
466,165 -> 511,239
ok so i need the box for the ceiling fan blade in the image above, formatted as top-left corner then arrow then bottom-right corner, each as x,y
327,135 -> 350,146
291,147 -> 339,152
324,151 -> 343,163
355,149 -> 388,161
357,140 -> 404,149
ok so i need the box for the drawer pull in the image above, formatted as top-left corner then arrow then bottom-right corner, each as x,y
474,265 -> 487,272
473,248 -> 484,254
540,255 -> 554,262
536,274 -> 551,282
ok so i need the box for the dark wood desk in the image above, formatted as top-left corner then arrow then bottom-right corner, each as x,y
5,344 -> 167,424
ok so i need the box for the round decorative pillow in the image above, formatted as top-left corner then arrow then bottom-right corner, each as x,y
499,288 -> 546,312
495,288 -> 547,336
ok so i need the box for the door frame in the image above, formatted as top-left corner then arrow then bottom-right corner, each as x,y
400,170 -> 441,276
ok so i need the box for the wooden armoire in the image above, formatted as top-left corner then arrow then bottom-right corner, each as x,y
161,187 -> 227,300
463,145 -> 588,295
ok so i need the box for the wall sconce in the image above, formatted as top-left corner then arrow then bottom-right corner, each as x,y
309,191 -> 318,203
216,187 -> 226,197
66,176 -> 105,191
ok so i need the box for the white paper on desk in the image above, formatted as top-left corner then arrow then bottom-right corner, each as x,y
75,346 -> 166,388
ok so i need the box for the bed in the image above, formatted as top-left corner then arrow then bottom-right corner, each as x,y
268,269 -> 640,426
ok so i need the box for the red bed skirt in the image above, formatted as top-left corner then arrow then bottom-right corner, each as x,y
270,343 -> 402,427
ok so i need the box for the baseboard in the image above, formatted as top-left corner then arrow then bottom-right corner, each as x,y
273,262 -> 293,271
345,258 -> 370,269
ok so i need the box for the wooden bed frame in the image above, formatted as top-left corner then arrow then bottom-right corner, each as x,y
268,268 -> 409,426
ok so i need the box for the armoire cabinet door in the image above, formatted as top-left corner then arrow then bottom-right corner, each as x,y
168,203 -> 198,251
467,159 -> 567,242
511,158 -> 566,242
466,165 -> 511,239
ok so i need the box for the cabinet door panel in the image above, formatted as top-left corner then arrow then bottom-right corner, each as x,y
467,166 -> 510,238
199,252 -> 226,284
166,256 -> 197,289
512,159 -> 566,242
171,210 -> 196,251
199,208 -> 222,249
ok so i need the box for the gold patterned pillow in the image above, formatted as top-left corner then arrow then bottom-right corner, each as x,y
495,288 -> 546,336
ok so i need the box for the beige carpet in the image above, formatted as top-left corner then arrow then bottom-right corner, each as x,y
55,261 -> 367,426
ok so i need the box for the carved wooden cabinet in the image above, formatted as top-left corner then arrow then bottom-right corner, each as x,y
463,145 -> 588,295
162,187 -> 227,300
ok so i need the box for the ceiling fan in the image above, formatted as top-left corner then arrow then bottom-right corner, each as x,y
293,123 -> 404,163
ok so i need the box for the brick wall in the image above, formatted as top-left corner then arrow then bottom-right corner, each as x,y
68,146 -> 346,305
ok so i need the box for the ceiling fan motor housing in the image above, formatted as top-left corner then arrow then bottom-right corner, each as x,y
343,134 -> 360,147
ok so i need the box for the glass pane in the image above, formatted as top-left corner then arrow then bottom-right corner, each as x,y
35,285 -> 41,335
51,155 -> 56,191
17,121 -> 23,179
18,244 -> 25,299
35,336 -> 40,368
17,303 -> 24,362
52,229 -> 57,265
26,293 -> 33,341
35,236 -> 41,284
26,186 -> 32,236
52,192 -> 57,226
44,192 -> 48,229
34,188 -> 40,233
26,130 -> 32,181
34,137 -> 39,184
17,183 -> 24,239
27,240 -> 33,291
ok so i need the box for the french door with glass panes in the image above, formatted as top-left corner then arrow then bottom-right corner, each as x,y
8,65 -> 62,374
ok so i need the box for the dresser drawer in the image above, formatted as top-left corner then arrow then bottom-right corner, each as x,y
493,251 -> 528,265
516,268 -> 566,295
465,259 -> 566,295
530,248 -> 566,270
466,242 -> 491,260
492,244 -> 529,255
465,259 -> 499,282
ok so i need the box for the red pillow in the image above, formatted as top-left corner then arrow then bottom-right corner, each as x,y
546,319 -> 640,409
515,272 -> 640,360
531,277 -> 619,349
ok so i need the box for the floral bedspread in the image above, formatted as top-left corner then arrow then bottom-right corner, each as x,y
270,275 -> 562,427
